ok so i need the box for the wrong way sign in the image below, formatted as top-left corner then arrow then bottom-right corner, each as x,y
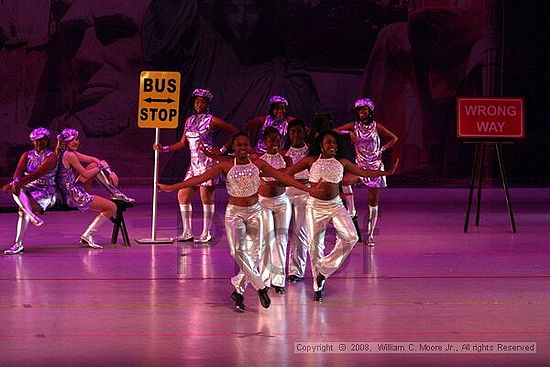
138,71 -> 180,128
457,97 -> 524,139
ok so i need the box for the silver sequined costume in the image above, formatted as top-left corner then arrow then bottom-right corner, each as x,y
259,153 -> 291,288
183,113 -> 218,186
57,151 -> 94,211
354,121 -> 386,188
225,160 -> 266,293
284,145 -> 310,278
22,149 -> 60,211
307,157 -> 358,290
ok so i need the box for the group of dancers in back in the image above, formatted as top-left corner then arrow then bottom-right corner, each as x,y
157,90 -> 398,311
3,88 -> 397,312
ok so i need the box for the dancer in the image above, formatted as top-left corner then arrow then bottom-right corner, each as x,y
242,95 -> 295,153
281,119 -> 310,283
2,128 -> 61,255
284,130 -> 398,302
159,132 -> 311,312
257,127 -> 293,294
154,89 -> 238,243
56,128 -> 131,249
334,98 -> 398,246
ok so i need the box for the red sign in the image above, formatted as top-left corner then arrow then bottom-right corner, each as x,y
457,97 -> 524,139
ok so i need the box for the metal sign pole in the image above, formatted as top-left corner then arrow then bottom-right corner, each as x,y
136,127 -> 174,244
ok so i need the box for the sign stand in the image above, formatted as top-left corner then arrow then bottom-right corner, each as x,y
136,127 -> 174,244
463,142 -> 516,233
136,71 -> 181,244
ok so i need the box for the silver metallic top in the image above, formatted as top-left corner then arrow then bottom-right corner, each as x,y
260,152 -> 286,182
309,156 -> 343,184
226,159 -> 260,197
285,145 -> 309,180
255,115 -> 288,153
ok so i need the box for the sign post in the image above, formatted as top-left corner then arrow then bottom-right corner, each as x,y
136,71 -> 180,244
457,97 -> 524,233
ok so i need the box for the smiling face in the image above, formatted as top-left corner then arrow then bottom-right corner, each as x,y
232,134 -> 251,160
321,133 -> 338,158
264,131 -> 281,154
288,124 -> 305,148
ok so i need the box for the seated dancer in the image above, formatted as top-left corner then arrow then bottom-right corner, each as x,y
2,128 -> 61,255
284,131 -> 398,302
56,128 -> 133,249
154,88 -> 238,243
159,132 -> 311,313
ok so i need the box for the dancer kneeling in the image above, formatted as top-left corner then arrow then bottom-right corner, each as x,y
284,131 -> 398,302
159,132 -> 311,312
56,128 -> 133,249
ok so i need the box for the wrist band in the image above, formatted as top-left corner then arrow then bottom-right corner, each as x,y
219,146 -> 227,154
97,163 -> 105,170
12,177 -> 20,183
161,145 -> 170,153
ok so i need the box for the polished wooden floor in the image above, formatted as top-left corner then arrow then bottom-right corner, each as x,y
1,188 -> 549,366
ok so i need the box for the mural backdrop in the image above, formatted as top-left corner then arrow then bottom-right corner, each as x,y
1,0 -> 548,185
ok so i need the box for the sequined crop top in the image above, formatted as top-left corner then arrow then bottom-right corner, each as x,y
226,159 -> 260,197
260,153 -> 286,182
309,156 -> 344,183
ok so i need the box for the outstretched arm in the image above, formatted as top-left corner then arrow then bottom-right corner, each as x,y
333,121 -> 355,135
242,116 -> 265,133
283,156 -> 314,176
255,159 -> 309,192
341,158 -> 399,178
158,164 -> 225,192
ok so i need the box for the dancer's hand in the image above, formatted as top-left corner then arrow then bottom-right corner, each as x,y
199,142 -> 221,158
153,143 -> 162,151
387,158 -> 399,175
157,183 -> 175,192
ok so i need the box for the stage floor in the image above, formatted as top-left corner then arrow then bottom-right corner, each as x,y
1,188 -> 549,366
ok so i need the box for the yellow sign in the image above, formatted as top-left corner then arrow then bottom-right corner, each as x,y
138,71 -> 180,128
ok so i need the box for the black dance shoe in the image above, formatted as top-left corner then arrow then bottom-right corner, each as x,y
316,273 -> 326,290
230,291 -> 245,313
313,290 -> 323,302
273,286 -> 285,294
288,275 -> 303,283
258,287 -> 271,308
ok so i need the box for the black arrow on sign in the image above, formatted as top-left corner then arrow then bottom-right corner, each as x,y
144,97 -> 175,104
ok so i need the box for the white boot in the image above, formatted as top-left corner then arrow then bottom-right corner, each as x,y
177,204 -> 193,241
80,214 -> 109,249
4,211 -> 29,255
12,192 -> 44,227
95,169 -> 134,203
367,205 -> 379,247
196,204 -> 214,243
